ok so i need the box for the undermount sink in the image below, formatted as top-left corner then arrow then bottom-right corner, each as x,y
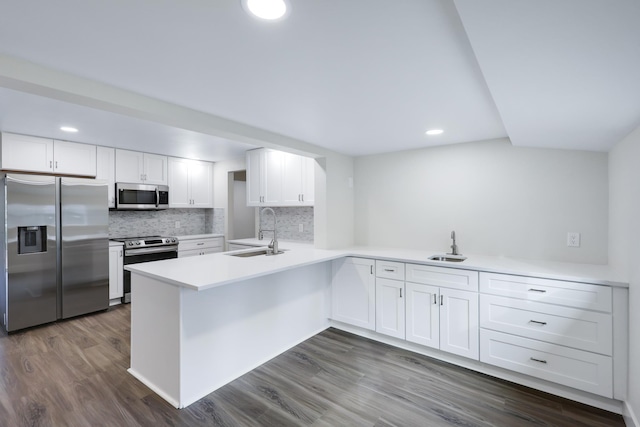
428,255 -> 467,262
227,248 -> 285,257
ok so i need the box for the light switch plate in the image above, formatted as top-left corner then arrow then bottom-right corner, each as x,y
567,232 -> 580,247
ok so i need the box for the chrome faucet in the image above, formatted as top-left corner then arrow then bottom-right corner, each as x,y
259,207 -> 280,255
448,230 -> 460,256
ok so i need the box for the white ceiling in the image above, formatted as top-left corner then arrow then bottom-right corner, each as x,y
0,0 -> 638,160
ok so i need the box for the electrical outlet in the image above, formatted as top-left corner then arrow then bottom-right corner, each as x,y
299,224 -> 304,232
567,232 -> 580,247
175,221 -> 181,229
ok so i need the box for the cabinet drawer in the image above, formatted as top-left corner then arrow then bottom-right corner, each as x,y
480,273 -> 611,312
376,260 -> 405,280
480,329 -> 612,398
178,247 -> 221,258
480,295 -> 612,355
406,264 -> 478,291
179,238 -> 223,251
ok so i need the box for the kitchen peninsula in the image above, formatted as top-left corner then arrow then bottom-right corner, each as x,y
126,245 -> 628,412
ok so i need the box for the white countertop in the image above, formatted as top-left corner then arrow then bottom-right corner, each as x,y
127,242 -> 343,291
109,240 -> 124,247
176,234 -> 224,241
126,242 -> 628,291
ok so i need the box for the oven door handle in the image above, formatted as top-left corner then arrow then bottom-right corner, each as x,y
124,246 -> 178,256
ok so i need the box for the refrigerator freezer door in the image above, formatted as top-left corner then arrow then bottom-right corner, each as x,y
6,174 -> 58,331
60,178 -> 109,318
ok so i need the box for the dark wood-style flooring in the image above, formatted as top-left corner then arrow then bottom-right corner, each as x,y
0,304 -> 625,426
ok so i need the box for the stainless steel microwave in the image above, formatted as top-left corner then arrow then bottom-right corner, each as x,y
115,182 -> 169,210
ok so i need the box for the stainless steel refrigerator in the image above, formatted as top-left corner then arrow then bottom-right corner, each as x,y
1,173 -> 109,332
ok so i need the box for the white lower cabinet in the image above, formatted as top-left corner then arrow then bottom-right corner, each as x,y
479,272 -> 616,398
480,329 -> 613,397
178,237 -> 224,257
108,244 -> 124,301
405,263 -> 479,360
331,257 -> 376,331
375,278 -> 405,339
406,281 -> 479,359
330,259 -> 625,404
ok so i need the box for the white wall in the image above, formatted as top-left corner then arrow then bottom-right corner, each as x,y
354,138 -> 608,264
231,179 -> 254,239
609,124 -> 640,425
314,153 -> 355,249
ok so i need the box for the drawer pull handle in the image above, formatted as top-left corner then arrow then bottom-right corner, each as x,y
399,288 -> 402,298
529,320 -> 547,326
433,294 -> 437,305
197,243 -> 204,246
440,295 -> 443,306
528,288 -> 547,293
530,357 -> 547,364
384,268 -> 395,272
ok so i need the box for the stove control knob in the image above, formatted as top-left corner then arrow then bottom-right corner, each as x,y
136,241 -> 141,245
127,242 -> 133,246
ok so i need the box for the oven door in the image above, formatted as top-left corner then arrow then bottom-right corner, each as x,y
122,246 -> 178,303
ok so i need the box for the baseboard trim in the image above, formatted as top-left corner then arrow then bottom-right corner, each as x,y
624,401 -> 639,427
127,368 -> 181,409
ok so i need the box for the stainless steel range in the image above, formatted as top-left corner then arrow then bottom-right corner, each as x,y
112,236 -> 178,303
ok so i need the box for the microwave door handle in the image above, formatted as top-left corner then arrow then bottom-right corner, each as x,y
155,187 -> 160,208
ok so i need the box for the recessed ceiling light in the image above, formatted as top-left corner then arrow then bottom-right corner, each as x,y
60,126 -> 78,133
425,129 -> 444,135
242,0 -> 289,21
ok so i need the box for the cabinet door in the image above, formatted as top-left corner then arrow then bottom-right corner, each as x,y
143,153 -> 168,185
246,149 -> 264,206
376,278 -> 405,339
282,152 -> 303,205
1,133 -> 54,173
190,160 -> 213,207
108,246 -> 124,300
53,140 -> 96,177
331,257 -> 376,330
406,282 -> 439,349
168,157 -> 191,208
115,149 -> 144,183
301,156 -> 315,206
263,149 -> 283,205
440,288 -> 479,360
96,146 -> 116,207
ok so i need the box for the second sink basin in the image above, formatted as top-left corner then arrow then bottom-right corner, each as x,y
428,254 -> 467,262
227,248 -> 285,257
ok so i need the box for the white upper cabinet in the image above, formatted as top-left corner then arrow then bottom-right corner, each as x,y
246,149 -> 264,206
1,133 -> 54,173
1,132 -> 96,177
168,157 -> 213,208
281,152 -> 314,205
144,153 -> 169,185
53,140 -> 97,176
96,146 -> 116,207
115,149 -> 167,185
246,148 -> 314,207
246,148 -> 283,206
